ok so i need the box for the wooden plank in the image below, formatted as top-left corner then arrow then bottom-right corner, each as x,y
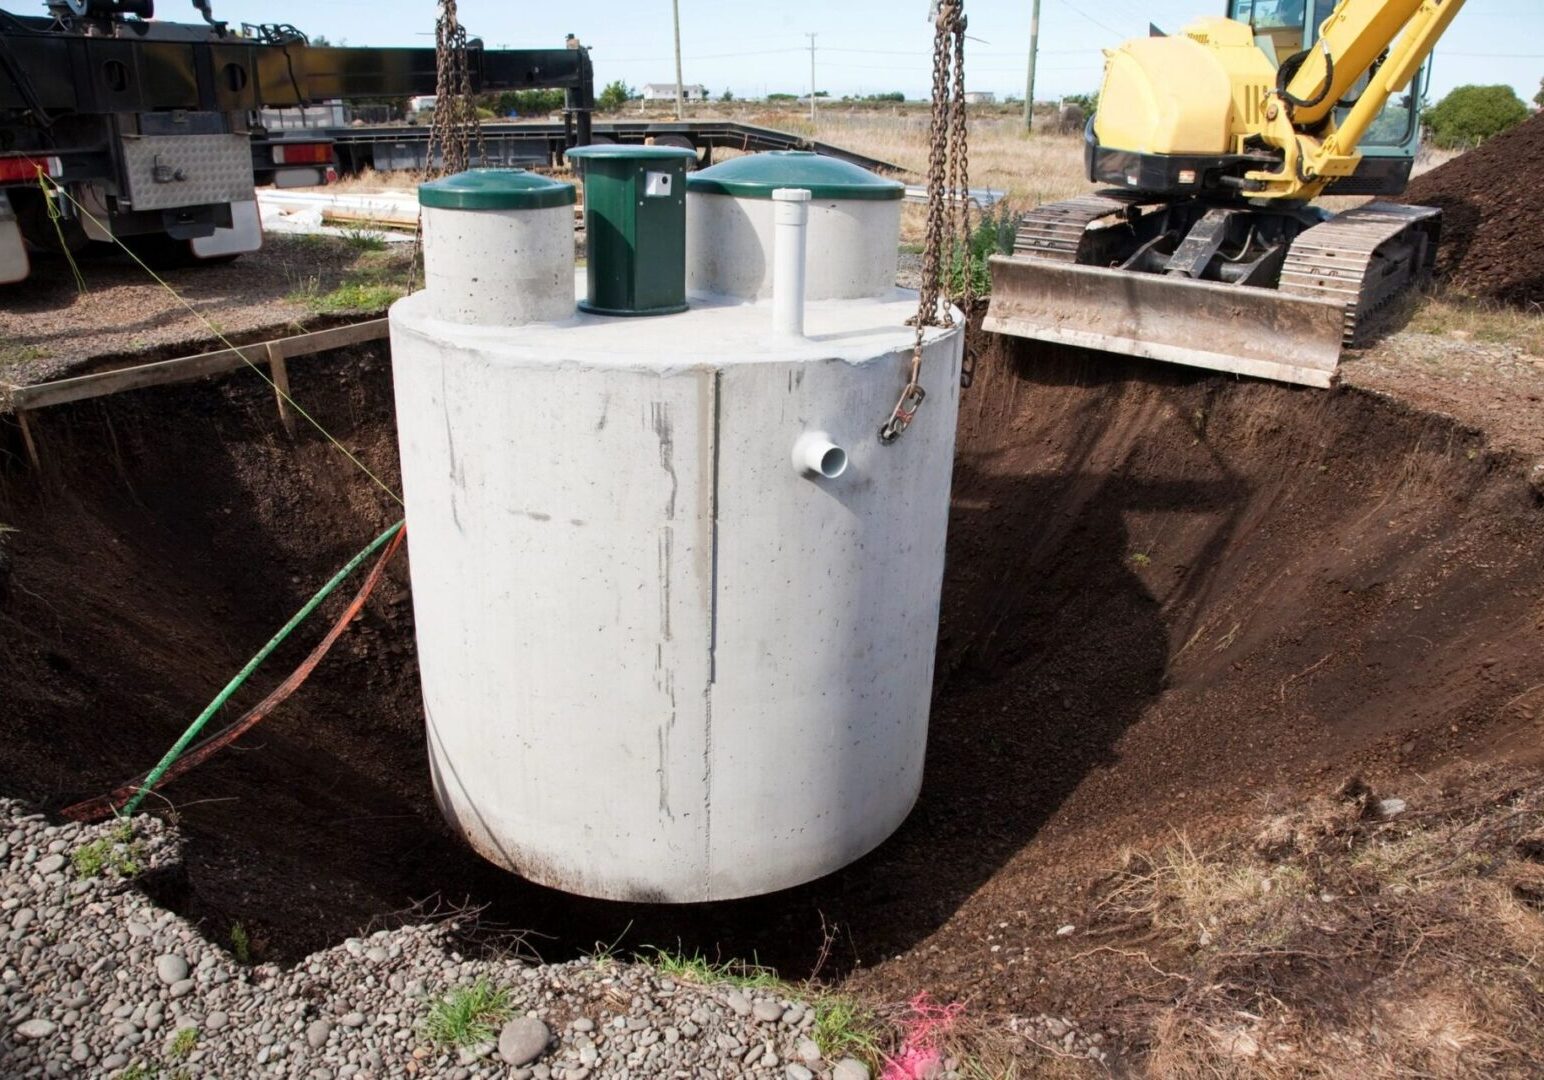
267,343 -> 297,437
6,319 -> 389,412
15,410 -> 40,471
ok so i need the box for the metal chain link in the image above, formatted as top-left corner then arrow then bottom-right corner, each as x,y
424,0 -> 485,179
880,1 -> 968,444
950,13 -> 975,389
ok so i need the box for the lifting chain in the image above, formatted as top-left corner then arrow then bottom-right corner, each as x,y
881,1 -> 971,445
424,0 -> 486,179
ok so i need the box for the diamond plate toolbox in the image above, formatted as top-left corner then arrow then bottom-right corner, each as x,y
121,135 -> 255,211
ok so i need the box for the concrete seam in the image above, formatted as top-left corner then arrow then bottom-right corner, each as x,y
703,367 -> 722,892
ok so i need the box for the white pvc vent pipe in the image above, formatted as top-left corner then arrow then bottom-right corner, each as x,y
792,431 -> 848,480
771,188 -> 811,338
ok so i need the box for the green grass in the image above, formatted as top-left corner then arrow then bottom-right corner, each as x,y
637,945 -> 890,1065
287,249 -> 412,314
118,1064 -> 156,1080
71,820 -> 145,879
421,979 -> 514,1048
167,1027 -> 198,1059
293,277 -> 405,314
812,996 -> 886,1063
640,945 -> 784,990
339,223 -> 390,252
229,921 -> 252,964
0,343 -> 46,369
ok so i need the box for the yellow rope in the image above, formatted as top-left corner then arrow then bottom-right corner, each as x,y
38,174 -> 86,295
36,172 -> 404,507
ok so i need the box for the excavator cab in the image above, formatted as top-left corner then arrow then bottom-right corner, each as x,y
1231,0 -> 1429,193
984,0 -> 1446,388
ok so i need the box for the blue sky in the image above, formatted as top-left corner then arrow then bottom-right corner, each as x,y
216,0 -> 1540,105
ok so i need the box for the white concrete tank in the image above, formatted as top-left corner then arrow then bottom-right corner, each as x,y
418,169 -> 577,326
686,151 -> 904,302
390,165 -> 962,903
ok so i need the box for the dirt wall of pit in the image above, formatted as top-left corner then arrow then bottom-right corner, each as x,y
1,334 -> 1542,1014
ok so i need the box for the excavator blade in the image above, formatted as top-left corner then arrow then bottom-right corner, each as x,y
983,255 -> 1347,389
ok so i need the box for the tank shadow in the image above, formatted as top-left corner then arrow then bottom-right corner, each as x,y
455,338 -> 1255,979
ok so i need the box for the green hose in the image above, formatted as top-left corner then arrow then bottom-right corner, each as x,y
122,520 -> 406,816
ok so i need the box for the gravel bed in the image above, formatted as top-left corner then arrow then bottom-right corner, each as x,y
0,800 -> 878,1079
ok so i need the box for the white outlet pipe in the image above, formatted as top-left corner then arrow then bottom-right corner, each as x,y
792,431 -> 848,480
771,187 -> 812,338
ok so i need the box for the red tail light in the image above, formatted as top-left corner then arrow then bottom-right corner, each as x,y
272,142 -> 334,165
0,155 -> 63,184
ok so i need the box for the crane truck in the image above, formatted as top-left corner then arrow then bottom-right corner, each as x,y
985,0 -> 1467,387
0,0 -> 594,284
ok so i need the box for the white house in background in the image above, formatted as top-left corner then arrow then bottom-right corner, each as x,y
407,95 -> 437,119
963,91 -> 996,104
642,83 -> 707,102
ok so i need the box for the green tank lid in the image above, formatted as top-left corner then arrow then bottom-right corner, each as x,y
565,144 -> 699,162
686,150 -> 905,201
418,168 -> 576,211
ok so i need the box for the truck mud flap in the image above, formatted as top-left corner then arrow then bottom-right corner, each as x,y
983,254 -> 1347,389
0,190 -> 28,285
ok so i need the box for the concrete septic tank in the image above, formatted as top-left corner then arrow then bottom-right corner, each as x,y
686,150 -> 904,302
417,169 -> 577,326
390,164 -> 962,903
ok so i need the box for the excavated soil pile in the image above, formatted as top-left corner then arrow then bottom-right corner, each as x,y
2,337 -> 1543,1020
1400,111 -> 1544,307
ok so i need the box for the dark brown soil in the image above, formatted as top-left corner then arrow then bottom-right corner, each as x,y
1,332 -> 1543,1027
1400,112 -> 1544,308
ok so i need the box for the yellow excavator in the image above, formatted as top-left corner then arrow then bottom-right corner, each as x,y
985,0 -> 1468,387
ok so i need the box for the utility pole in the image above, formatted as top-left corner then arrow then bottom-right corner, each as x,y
807,33 -> 818,126
672,0 -> 685,120
1023,0 -> 1041,130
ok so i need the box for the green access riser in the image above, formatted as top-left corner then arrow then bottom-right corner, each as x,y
565,144 -> 698,317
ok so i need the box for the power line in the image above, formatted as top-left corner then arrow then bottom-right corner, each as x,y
1049,0 -> 1127,39
597,47 -> 804,63
820,46 -> 1090,57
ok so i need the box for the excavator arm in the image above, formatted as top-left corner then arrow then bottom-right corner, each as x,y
1250,0 -> 1468,199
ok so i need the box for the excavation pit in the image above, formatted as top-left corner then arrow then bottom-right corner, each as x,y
2,330 -> 1543,1016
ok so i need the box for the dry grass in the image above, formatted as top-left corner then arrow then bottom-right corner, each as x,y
1080,769 -> 1544,1078
322,111 -> 1090,208
805,112 -> 1090,205
1406,291 -> 1544,355
322,166 -> 425,194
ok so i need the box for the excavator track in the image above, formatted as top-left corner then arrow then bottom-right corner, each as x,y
1278,201 -> 1441,347
987,194 -> 1442,388
1010,191 -> 1146,262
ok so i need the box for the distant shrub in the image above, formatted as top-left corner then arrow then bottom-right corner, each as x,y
494,89 -> 565,117
1422,84 -> 1529,149
598,80 -> 634,112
